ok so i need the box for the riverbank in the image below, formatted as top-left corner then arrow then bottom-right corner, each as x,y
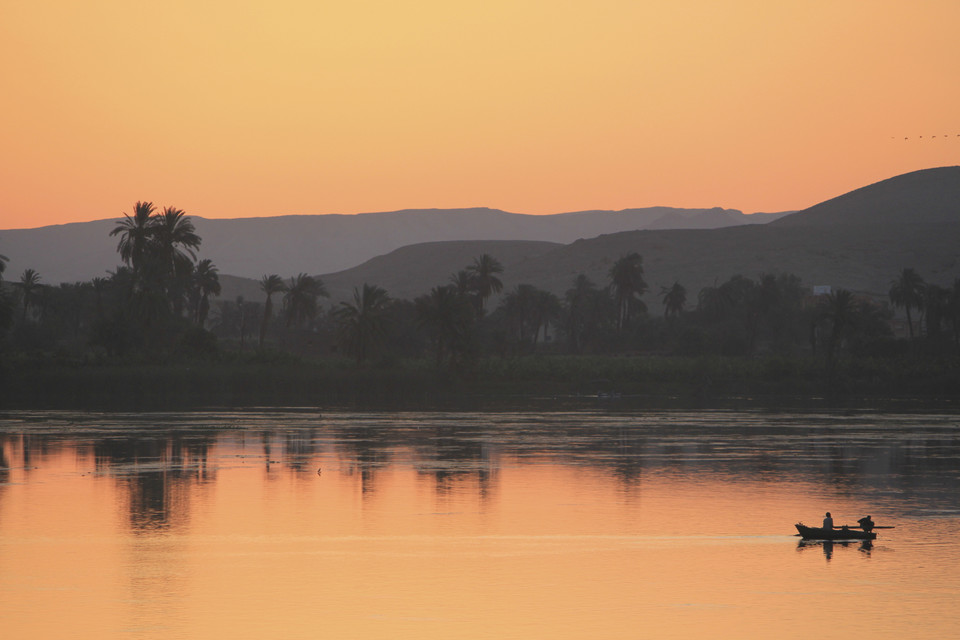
3,352 -> 960,411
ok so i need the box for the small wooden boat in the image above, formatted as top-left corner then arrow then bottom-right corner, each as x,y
795,524 -> 877,540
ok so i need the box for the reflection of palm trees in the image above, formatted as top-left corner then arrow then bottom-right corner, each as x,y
335,425 -> 390,494
94,434 -> 214,532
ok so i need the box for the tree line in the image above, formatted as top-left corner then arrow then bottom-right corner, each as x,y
2,204 -> 960,371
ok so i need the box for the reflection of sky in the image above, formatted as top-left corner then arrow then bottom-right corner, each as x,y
2,411 -> 960,639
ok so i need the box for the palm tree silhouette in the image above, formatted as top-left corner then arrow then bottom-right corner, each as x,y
609,253 -> 647,330
415,285 -> 474,366
660,281 -> 687,319
949,278 -> 960,347
283,273 -> 328,329
501,284 -> 539,346
889,268 -> 925,339
821,289 -> 856,368
153,207 -> 201,274
15,268 -> 43,322
333,283 -> 390,364
564,274 -> 605,353
110,201 -> 156,272
259,274 -> 288,348
466,254 -> 504,313
192,259 -> 221,327
0,255 -> 13,333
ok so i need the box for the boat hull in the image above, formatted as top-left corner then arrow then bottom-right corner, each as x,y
795,524 -> 877,540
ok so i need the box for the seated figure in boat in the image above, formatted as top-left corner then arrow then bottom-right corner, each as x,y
822,512 -> 834,529
857,515 -> 875,532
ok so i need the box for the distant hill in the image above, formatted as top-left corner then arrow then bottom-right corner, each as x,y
320,240 -> 562,302
773,166 -> 960,227
291,222 -> 960,308
287,167 -> 960,306
0,206 -> 780,285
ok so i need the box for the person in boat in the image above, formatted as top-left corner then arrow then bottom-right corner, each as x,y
822,512 -> 834,530
857,515 -> 875,532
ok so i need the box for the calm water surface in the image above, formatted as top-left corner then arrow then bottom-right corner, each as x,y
2,410 -> 959,639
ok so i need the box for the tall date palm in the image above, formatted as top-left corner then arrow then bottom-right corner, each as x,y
110,201 -> 156,272
259,274 -> 288,348
609,252 -> 647,330
889,268 -> 925,339
192,259 -> 221,327
466,254 -> 504,313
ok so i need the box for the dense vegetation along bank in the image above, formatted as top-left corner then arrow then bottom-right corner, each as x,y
4,353 -> 960,410
3,200 -> 960,411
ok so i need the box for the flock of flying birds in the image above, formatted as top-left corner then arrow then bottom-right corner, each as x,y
893,134 -> 960,140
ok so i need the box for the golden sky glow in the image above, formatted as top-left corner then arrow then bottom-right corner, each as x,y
2,0 -> 959,228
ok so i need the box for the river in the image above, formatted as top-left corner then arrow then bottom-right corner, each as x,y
2,409 -> 959,639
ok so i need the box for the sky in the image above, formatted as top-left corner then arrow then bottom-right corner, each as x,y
1,0 -> 958,229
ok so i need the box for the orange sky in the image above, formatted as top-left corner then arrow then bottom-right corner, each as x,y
2,0 -> 958,229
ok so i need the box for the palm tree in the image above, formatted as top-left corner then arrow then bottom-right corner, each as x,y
0,288 -> 12,335
0,254 -> 13,334
283,273 -> 328,329
500,284 -> 540,346
13,269 -> 43,321
153,206 -> 201,270
950,278 -> 960,347
697,283 -> 728,320
259,274 -> 288,348
660,282 -> 687,319
564,274 -> 605,353
415,285 -> 475,367
192,259 -> 221,327
889,268 -> 925,339
450,270 -> 474,295
821,289 -> 856,367
530,288 -> 561,346
924,283 -> 950,338
153,207 -> 202,311
110,201 -> 156,272
609,253 -> 647,330
466,254 -> 504,313
333,283 -> 391,364
14,268 -> 43,322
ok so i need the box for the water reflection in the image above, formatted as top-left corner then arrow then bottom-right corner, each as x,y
797,539 -> 874,561
2,411 -> 960,528
2,410 -> 960,640
93,432 -> 215,532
